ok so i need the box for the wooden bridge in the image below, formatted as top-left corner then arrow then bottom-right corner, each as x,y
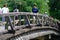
0,12 -> 60,40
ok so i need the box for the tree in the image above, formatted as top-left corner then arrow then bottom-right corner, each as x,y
49,0 -> 60,20
0,0 -> 49,14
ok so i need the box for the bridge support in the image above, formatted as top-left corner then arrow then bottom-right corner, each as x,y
30,36 -> 45,40
6,16 -> 15,34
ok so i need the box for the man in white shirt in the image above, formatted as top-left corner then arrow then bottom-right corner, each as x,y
2,4 -> 9,13
2,7 -> 9,13
2,4 -> 9,22
1,4 -> 9,30
0,4 -> 9,33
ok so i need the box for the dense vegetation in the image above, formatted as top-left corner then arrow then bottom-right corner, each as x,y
49,0 -> 60,20
0,0 -> 60,20
0,0 -> 49,13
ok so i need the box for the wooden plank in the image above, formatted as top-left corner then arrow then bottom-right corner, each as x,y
0,12 -> 42,17
0,19 -> 37,25
0,26 -> 58,40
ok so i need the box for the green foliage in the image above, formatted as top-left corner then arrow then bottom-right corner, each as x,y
49,0 -> 60,20
0,0 -> 60,20
25,6 -> 32,12
0,0 -> 49,14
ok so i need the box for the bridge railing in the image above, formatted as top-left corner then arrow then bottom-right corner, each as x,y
0,12 -> 59,31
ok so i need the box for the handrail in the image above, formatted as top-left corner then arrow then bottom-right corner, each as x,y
0,12 -> 59,34
0,12 -> 42,16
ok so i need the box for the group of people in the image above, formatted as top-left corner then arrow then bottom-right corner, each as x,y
0,4 -> 49,28
0,4 -> 20,22
0,4 -> 39,22
0,4 -> 39,29
0,3 -> 49,21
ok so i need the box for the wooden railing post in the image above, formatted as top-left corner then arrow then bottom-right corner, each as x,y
5,16 -> 9,29
42,16 -> 44,26
13,15 -> 15,28
18,15 -> 21,26
25,14 -> 31,28
35,14 -> 42,26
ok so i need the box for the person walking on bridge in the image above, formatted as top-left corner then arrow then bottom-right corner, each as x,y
0,4 -> 9,31
2,4 -> 9,22
43,12 -> 49,26
32,4 -> 39,13
13,7 -> 19,20
14,7 -> 19,12
1,4 -> 12,29
32,4 -> 39,24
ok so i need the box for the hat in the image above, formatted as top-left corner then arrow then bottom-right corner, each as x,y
45,12 -> 47,14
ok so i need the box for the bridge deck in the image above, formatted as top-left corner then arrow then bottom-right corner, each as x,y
0,26 -> 58,40
0,12 -> 59,40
